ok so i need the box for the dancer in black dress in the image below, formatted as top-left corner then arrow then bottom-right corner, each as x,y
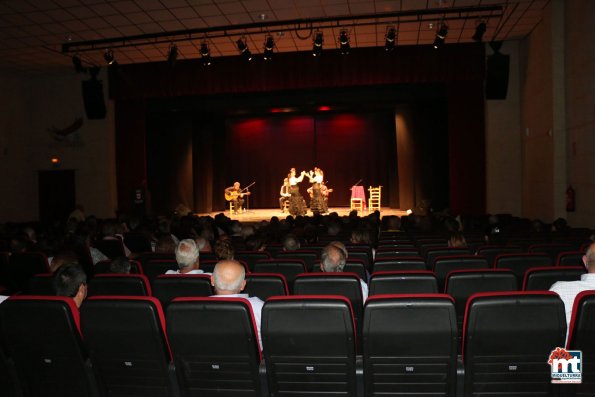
288,168 -> 307,216
308,167 -> 325,215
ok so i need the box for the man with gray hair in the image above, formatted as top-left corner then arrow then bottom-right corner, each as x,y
320,243 -> 368,301
550,242 -> 595,343
210,260 -> 264,348
166,239 -> 204,274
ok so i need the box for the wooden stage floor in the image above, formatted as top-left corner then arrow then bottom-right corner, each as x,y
196,207 -> 408,223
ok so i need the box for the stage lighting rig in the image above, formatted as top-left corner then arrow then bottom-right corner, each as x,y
385,27 -> 396,51
433,24 -> 448,49
312,32 -> 323,57
263,35 -> 274,60
339,30 -> 350,55
237,37 -> 252,61
200,42 -> 212,66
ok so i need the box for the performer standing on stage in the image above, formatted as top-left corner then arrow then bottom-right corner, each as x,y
279,178 -> 291,212
307,167 -> 325,215
225,182 -> 250,214
288,168 -> 307,216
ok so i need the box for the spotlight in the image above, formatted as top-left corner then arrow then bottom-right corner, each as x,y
339,30 -> 350,55
72,54 -> 86,73
167,44 -> 178,66
236,37 -> 252,61
200,42 -> 212,66
263,35 -> 274,60
312,32 -> 323,57
385,27 -> 396,51
472,21 -> 487,42
433,24 -> 448,49
104,49 -> 116,65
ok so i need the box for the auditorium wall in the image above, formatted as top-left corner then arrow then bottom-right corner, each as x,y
0,69 -> 117,222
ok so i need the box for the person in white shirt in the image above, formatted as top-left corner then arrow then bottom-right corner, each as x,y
320,243 -> 368,301
550,242 -> 595,343
166,239 -> 205,275
210,260 -> 264,349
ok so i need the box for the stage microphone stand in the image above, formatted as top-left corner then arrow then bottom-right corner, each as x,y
243,181 -> 256,214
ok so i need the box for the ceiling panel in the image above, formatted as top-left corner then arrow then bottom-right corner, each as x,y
0,0 -> 552,74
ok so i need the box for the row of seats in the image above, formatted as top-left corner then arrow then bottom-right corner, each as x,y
1,292 -> 592,397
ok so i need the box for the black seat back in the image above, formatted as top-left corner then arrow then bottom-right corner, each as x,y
276,250 -> 318,270
167,297 -> 261,397
94,239 -> 126,259
375,248 -> 420,259
523,266 -> 586,291
426,247 -> 472,268
262,296 -> 357,397
476,245 -> 523,266
143,259 -> 179,283
123,232 -> 153,253
369,271 -> 438,295
93,259 -> 143,275
556,251 -> 584,267
8,252 -> 50,293
244,273 -> 288,300
26,273 -> 55,295
528,243 -> 574,262
0,296 -> 98,397
463,291 -> 566,396
80,296 -> 177,397
567,290 -> 595,396
445,269 -> 518,347
87,274 -> 151,297
253,259 -> 306,290
433,255 -> 489,289
372,256 -> 426,272
152,274 -> 213,307
363,294 -> 457,397
235,251 -> 272,272
293,273 -> 364,336
494,253 -> 553,286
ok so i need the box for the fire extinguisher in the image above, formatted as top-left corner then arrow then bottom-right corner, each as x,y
566,186 -> 576,212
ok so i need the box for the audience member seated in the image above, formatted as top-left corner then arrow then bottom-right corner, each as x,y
448,232 -> 468,248
155,235 -> 177,254
49,250 -> 79,273
320,244 -> 368,301
210,260 -> 264,348
109,256 -> 131,274
166,239 -> 205,275
282,234 -> 301,251
214,239 -> 235,260
195,236 -> 212,253
245,235 -> 266,252
550,242 -> 595,342
53,262 -> 87,308
101,219 -> 131,257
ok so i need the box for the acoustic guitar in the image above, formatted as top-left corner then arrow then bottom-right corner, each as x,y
225,190 -> 251,201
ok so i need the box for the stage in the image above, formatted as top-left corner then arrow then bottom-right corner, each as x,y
196,207 -> 408,223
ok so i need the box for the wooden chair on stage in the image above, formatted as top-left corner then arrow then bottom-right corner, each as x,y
350,185 -> 365,212
368,186 -> 382,212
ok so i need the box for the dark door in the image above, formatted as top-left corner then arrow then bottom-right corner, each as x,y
38,170 -> 75,223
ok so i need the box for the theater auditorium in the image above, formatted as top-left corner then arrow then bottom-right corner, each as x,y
0,1 -> 594,396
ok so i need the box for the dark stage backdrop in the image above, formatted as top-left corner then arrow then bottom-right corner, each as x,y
224,112 -> 396,209
115,44 -> 486,216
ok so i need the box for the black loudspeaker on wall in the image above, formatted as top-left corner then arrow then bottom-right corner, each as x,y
486,53 -> 510,100
81,78 -> 107,119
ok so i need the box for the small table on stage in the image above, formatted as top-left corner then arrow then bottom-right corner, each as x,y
351,185 -> 367,210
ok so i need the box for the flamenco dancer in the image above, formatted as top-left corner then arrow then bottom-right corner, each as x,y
288,168 -> 307,216
307,167 -> 325,215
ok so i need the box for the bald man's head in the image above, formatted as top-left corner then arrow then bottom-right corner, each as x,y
211,260 -> 246,294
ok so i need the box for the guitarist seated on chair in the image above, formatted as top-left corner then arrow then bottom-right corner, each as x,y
225,182 -> 251,213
